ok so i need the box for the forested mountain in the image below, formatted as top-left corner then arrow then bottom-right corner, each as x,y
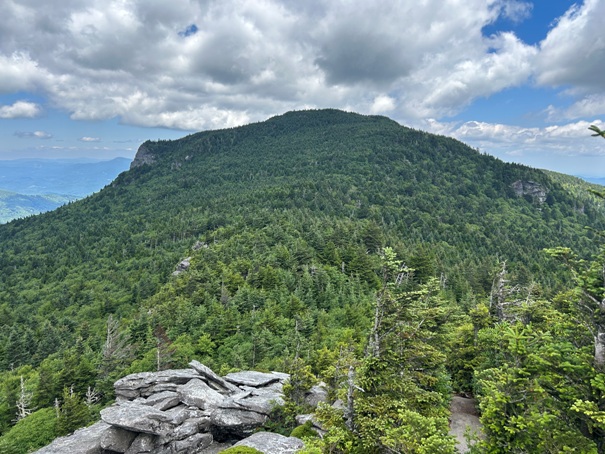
0,109 -> 604,453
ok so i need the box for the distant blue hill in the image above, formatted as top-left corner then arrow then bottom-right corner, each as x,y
577,176 -> 605,187
0,157 -> 131,196
0,157 -> 131,223
0,190 -> 77,224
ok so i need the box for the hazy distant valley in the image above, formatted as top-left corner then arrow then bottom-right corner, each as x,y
0,158 -> 131,223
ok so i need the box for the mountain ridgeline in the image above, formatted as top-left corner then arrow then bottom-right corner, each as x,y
1,109 -> 604,453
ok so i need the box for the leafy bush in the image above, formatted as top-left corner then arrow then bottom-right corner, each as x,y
0,407 -> 56,454
290,420 -> 319,439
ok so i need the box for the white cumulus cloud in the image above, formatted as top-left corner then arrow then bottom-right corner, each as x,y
14,130 -> 53,139
0,0 -> 555,130
425,118 -> 605,159
0,100 -> 41,118
0,0 -> 601,146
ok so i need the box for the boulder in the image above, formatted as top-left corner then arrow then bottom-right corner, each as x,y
270,371 -> 290,382
172,417 -> 210,440
173,258 -> 192,276
166,405 -> 209,425
100,403 -> 175,436
33,421 -> 110,454
295,414 -> 313,425
233,432 -> 304,453
171,433 -> 213,453
125,433 -> 156,454
178,378 -> 225,410
304,383 -> 328,408
332,399 -> 345,410
100,426 -> 138,452
210,407 -> 268,440
294,414 -> 326,438
192,241 -> 209,251
144,390 -> 181,410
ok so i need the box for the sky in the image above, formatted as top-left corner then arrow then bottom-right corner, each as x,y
1,0 -> 604,176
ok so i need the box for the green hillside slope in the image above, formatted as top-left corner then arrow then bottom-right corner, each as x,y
1,110 -> 604,452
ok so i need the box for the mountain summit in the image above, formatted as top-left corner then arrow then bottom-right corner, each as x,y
1,109 -> 604,452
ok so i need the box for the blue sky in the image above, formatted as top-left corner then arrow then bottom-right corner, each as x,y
1,0 -> 604,176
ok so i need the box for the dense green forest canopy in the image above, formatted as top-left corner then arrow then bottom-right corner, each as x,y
0,109 -> 604,453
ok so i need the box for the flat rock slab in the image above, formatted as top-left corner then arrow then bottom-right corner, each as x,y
189,360 -> 240,394
144,390 -> 181,410
224,371 -> 281,387
242,382 -> 284,395
219,393 -> 284,415
34,421 -> 110,454
178,378 -> 225,410
101,403 -> 175,436
115,370 -> 200,390
115,370 -> 202,400
234,431 -> 304,454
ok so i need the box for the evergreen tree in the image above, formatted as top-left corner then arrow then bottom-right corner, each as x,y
55,387 -> 90,437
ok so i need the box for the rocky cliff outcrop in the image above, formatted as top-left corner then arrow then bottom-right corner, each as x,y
34,360 -> 303,454
511,180 -> 548,204
130,144 -> 156,169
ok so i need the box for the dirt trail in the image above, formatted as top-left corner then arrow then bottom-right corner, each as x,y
449,396 -> 484,453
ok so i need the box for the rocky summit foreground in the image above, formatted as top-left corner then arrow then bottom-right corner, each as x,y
34,360 -> 304,454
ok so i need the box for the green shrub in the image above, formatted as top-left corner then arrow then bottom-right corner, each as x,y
221,446 -> 263,454
0,407 -> 57,454
290,420 -> 319,439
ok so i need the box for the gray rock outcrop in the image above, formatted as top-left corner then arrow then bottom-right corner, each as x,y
130,144 -> 156,169
511,180 -> 548,204
172,258 -> 192,276
100,403 -> 176,436
178,379 -> 225,410
35,361 -> 298,454
224,371 -> 282,387
304,382 -> 328,408
233,432 -> 304,454
100,426 -> 139,452
34,421 -> 110,454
